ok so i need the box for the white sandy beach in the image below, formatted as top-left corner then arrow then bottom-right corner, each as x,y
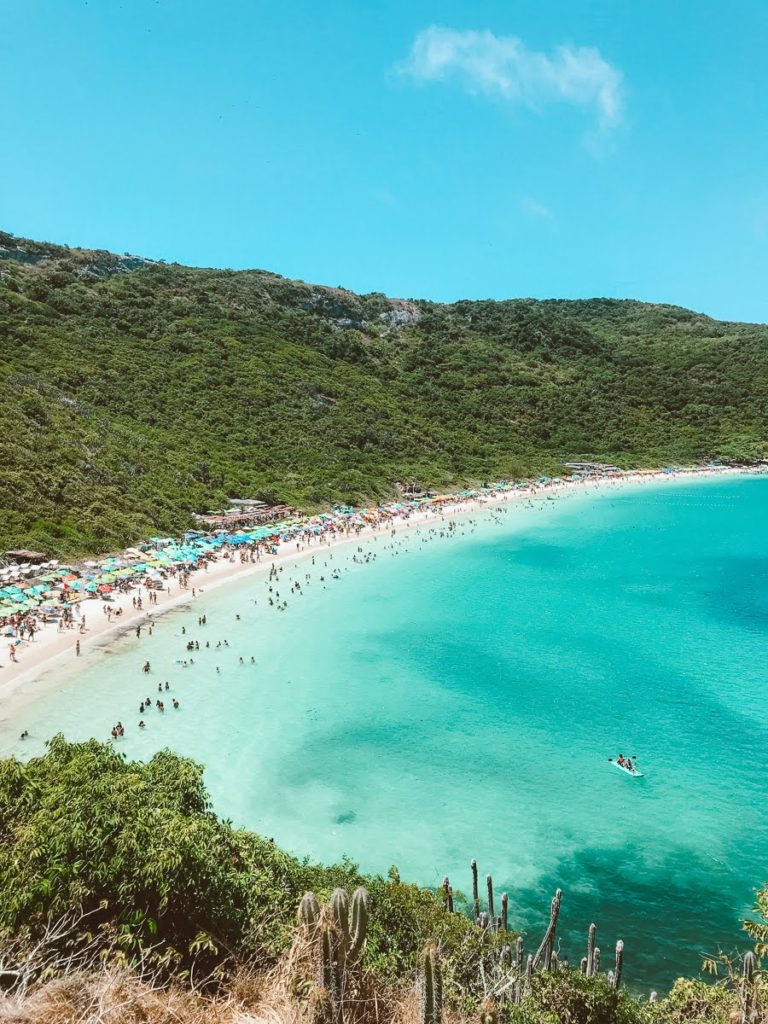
0,466 -> 754,713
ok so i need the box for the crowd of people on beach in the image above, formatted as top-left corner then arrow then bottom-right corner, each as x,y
2,464 -> 753,746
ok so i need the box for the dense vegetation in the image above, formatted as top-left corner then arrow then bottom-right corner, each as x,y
0,736 -> 472,981
2,231 -> 768,556
0,738 -> 763,1024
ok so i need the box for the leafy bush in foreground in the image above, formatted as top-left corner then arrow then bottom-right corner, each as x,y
0,737 -> 474,978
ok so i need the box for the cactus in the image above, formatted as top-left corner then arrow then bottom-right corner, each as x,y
441,876 -> 450,911
593,947 -> 601,974
742,951 -> 757,1024
550,951 -> 559,972
316,924 -> 341,1024
612,940 -> 624,989
421,944 -> 443,1024
649,992 -> 658,1004
349,886 -> 370,961
580,957 -> 588,975
311,985 -> 335,1024
524,954 -> 533,995
501,892 -> 509,933
471,859 -> 480,921
329,887 -> 351,980
532,889 -> 562,970
478,912 -> 490,930
331,888 -> 350,940
586,923 -> 597,976
515,937 -> 525,1005
486,874 -> 495,922
300,886 -> 369,1024
299,891 -> 321,928
447,885 -> 454,914
319,924 -> 333,989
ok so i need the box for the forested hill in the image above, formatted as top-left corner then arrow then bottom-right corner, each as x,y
2,230 -> 768,556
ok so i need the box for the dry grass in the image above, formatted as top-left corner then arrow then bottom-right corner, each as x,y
0,968 -> 223,1024
0,925 -> 412,1024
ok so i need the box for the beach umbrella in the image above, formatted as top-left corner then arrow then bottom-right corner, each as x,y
84,583 -> 98,592
98,584 -> 113,593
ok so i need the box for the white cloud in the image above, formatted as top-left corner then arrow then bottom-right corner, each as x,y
521,196 -> 554,220
397,26 -> 624,131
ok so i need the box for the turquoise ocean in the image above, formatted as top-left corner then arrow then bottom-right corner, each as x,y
2,475 -> 768,990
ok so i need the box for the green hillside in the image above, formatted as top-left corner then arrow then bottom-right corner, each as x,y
2,230 -> 768,556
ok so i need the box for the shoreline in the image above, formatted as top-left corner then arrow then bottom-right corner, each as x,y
0,465 -> 759,720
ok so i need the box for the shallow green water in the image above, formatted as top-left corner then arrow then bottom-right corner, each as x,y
3,476 -> 768,990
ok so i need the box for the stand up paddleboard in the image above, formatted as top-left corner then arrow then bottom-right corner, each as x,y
609,758 -> 644,778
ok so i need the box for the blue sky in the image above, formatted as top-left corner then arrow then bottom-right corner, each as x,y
2,0 -> 768,321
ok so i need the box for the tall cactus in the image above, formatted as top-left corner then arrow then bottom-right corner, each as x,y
515,937 -> 525,1005
742,951 -> 757,1024
447,885 -> 454,914
501,892 -> 509,933
471,859 -> 480,921
330,887 -> 351,977
299,886 -> 370,1024
299,891 -> 321,928
441,876 -> 451,911
593,947 -> 601,975
586,923 -> 597,976
524,954 -> 533,996
349,886 -> 370,962
532,889 -> 562,969
486,874 -> 495,922
320,924 -> 339,996
420,944 -> 443,1024
612,940 -> 624,990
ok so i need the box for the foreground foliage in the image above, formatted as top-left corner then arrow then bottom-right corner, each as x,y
0,739 -> 765,1024
2,231 -> 768,555
0,738 -> 473,980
